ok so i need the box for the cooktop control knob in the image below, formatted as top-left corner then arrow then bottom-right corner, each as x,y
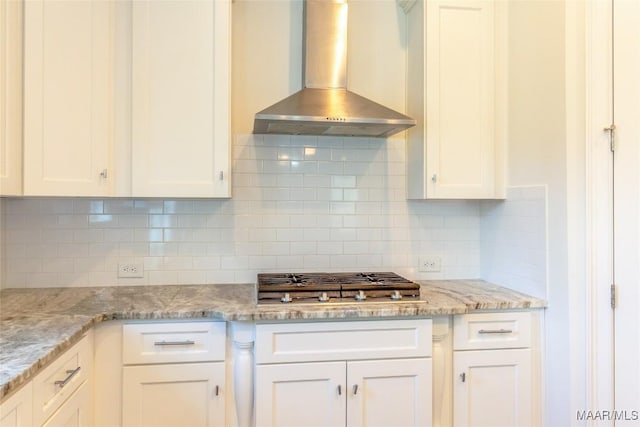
390,290 -> 403,300
355,290 -> 367,301
318,292 -> 329,302
281,293 -> 292,303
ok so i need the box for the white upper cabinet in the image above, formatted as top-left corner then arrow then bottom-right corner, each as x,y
405,0 -> 506,199
14,0 -> 231,198
131,0 -> 231,198
0,0 -> 23,196
23,0 -> 114,196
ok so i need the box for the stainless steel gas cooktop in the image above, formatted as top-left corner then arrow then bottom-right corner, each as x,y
256,272 -> 421,304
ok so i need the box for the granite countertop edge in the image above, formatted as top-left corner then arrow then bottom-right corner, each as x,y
0,280 -> 546,401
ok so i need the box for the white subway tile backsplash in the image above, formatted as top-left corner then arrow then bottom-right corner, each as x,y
104,200 -> 135,214
89,215 -> 117,228
1,134 -> 484,288
301,254 -> 332,269
480,186 -> 547,298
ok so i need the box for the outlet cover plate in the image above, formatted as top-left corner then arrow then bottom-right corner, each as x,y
118,262 -> 144,278
419,256 -> 441,272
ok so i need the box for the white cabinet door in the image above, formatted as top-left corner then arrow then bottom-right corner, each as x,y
255,362 -> 346,427
453,349 -> 532,427
41,381 -> 92,427
347,358 -> 432,427
131,0 -> 230,198
0,383 -> 33,427
0,0 -> 22,196
32,333 -> 93,427
406,0 -> 506,199
122,362 -> 225,427
23,0 -> 113,196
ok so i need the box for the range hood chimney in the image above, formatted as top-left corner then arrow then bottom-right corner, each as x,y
253,0 -> 416,138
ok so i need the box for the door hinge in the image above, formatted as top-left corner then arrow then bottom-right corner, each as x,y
611,284 -> 617,309
604,124 -> 616,152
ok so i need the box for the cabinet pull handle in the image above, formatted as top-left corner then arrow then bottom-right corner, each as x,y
604,124 -> 616,151
478,328 -> 513,334
54,366 -> 81,388
215,385 -> 220,396
460,372 -> 466,383
154,340 -> 196,346
338,385 -> 342,395
219,171 -> 224,180
352,384 -> 358,395
100,169 -> 108,179
431,174 -> 437,183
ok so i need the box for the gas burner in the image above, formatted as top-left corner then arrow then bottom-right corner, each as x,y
257,272 -> 421,304
358,273 -> 385,284
286,273 -> 306,285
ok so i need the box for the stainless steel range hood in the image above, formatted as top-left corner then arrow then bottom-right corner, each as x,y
253,0 -> 416,138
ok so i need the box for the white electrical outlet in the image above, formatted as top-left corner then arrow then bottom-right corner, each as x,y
419,256 -> 441,272
118,262 -> 144,278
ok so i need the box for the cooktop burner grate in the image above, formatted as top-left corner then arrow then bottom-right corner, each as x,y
257,272 -> 421,304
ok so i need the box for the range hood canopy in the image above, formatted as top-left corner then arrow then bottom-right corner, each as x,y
253,0 -> 416,138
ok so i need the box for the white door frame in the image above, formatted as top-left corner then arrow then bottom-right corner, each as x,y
567,0 -> 615,424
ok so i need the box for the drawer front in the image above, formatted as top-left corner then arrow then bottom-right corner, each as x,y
40,380 -> 91,427
453,312 -> 532,350
255,319 -> 432,364
32,332 -> 92,427
122,321 -> 225,365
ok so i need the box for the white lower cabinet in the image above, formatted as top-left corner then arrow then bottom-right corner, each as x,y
256,361 -> 345,427
255,319 -> 433,427
41,381 -> 92,427
0,383 -> 33,427
453,349 -> 531,427
452,312 -> 536,427
122,363 -> 225,427
32,332 -> 93,427
0,332 -> 93,427
256,358 -> 431,427
347,359 -> 431,427
121,321 -> 226,427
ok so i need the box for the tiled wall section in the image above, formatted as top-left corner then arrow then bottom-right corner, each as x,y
1,135 -> 481,288
480,186 -> 548,299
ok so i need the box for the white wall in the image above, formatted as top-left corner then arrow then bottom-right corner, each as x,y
505,1 -> 569,426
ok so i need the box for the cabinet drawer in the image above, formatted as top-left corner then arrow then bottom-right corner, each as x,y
122,321 -> 225,365
453,312 -> 531,350
255,319 -> 432,364
32,332 -> 92,427
41,380 -> 91,427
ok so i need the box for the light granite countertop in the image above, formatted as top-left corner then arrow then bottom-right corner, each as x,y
0,280 -> 545,401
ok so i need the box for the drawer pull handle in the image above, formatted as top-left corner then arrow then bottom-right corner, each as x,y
478,328 -> 513,334
154,340 -> 196,346
54,367 -> 81,388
